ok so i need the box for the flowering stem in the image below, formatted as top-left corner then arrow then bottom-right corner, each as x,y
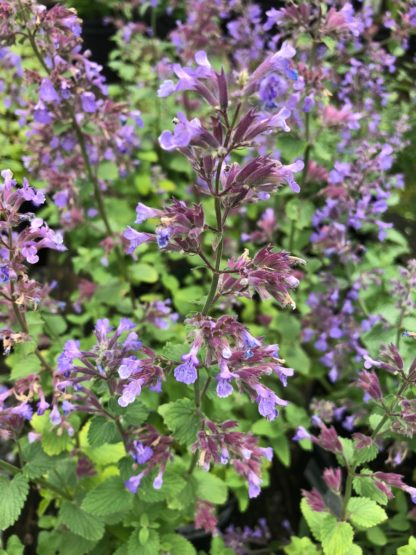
341,466 -> 354,519
21,19 -> 137,306
342,379 -> 410,519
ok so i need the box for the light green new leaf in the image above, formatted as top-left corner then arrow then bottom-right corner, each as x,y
397,536 -> 416,555
194,470 -> 228,505
347,497 -> 387,529
0,474 -> 29,531
321,519 -> 354,555
283,536 -> 321,554
300,498 -> 332,541
347,497 -> 387,528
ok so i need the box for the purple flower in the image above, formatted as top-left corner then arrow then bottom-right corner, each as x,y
131,441 -> 153,464
39,78 -> 60,104
57,339 -> 81,376
118,379 -> 143,407
255,386 -> 287,421
49,405 -> 62,426
153,471 -> 164,490
292,426 -> 311,441
0,266 -> 9,283
123,227 -> 153,254
216,378 -> 233,398
118,357 -> 142,379
125,471 -> 145,494
80,92 -> 97,113
174,359 -> 198,384
135,203 -> 162,224
156,227 -> 171,249
159,112 -> 202,151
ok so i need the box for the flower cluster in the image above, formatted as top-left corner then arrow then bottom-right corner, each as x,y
52,318 -> 162,422
194,419 -> 273,498
124,425 -> 173,493
174,315 -> 292,420
0,169 -> 65,326
0,1 -> 142,228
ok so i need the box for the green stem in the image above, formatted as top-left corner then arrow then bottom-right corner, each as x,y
341,467 -> 354,519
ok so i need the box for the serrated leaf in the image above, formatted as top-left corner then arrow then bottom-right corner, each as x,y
194,471 -> 227,505
8,353 -> 41,380
138,470 -> 187,504
128,529 -> 159,555
41,428 -> 72,456
123,400 -> 149,426
158,399 -> 201,445
87,416 -> 121,447
347,497 -> 387,529
352,474 -> 388,505
0,474 -> 29,531
283,536 -> 320,555
321,520 -> 354,555
353,442 -> 378,465
81,476 -> 133,516
300,498 -> 331,541
338,438 -> 354,467
59,501 -> 104,542
23,443 -> 62,479
161,534 -> 196,555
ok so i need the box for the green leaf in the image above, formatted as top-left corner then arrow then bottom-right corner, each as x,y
59,501 -> 104,542
321,519 -> 354,555
87,416 -> 121,447
389,513 -> 410,531
8,353 -> 41,380
97,161 -> 118,180
338,438 -> 354,467
0,474 -> 29,531
81,476 -> 133,516
41,428 -> 72,456
128,529 -> 159,555
352,442 -> 378,466
352,473 -> 388,505
366,526 -> 387,546
160,534 -> 196,555
194,471 -> 227,505
284,536 -> 320,555
300,498 -> 330,541
4,535 -> 24,555
23,443 -> 62,479
271,434 -> 291,467
158,399 -> 201,445
346,497 -> 387,529
42,314 -> 67,337
397,536 -> 416,555
210,536 -> 234,555
129,263 -> 159,284
322,36 -> 337,53
123,400 -> 150,426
